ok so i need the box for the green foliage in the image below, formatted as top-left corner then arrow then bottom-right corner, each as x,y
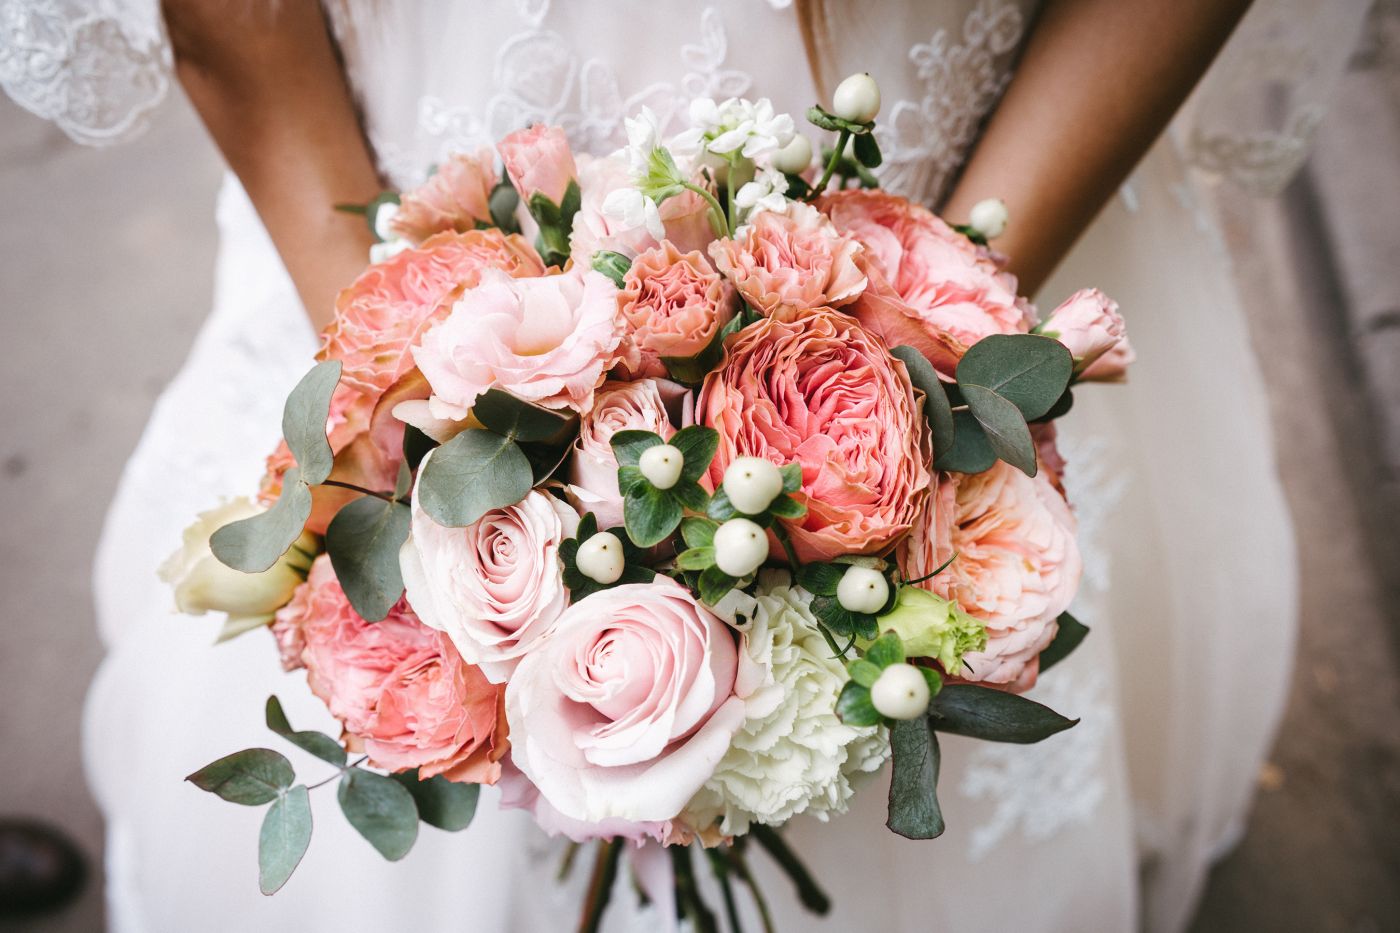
886,717 -> 945,840
661,328 -> 727,385
325,496 -> 411,622
417,429 -> 534,527
669,427 -> 719,483
623,483 -> 684,547
609,429 -> 717,547
835,679 -> 881,727
864,630 -> 906,669
472,389 -> 578,444
929,684 -> 1078,744
697,565 -> 741,605
933,410 -> 997,474
1038,611 -> 1090,673
961,384 -> 1037,476
281,361 -> 343,485
891,345 -> 956,459
559,513 -> 656,600
681,517 -> 718,550
591,250 -> 632,288
609,430 -> 663,467
390,770 -> 480,832
259,785 -> 312,895
338,768 -> 419,861
488,173 -> 521,235
806,105 -> 874,136
186,748 -> 294,806
675,547 -> 715,571
264,696 -> 346,767
852,130 -> 882,168
705,487 -> 739,521
956,334 -> 1073,422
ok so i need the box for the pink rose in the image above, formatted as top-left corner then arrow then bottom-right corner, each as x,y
389,149 -> 497,242
400,487 -> 579,683
319,229 -> 546,397
619,241 -> 735,374
699,308 -> 933,562
709,202 -> 866,318
567,378 -> 694,528
1041,288 -> 1133,378
282,556 -> 508,782
498,124 -> 578,206
506,579 -> 746,824
413,268 -> 628,417
820,190 -> 1031,375
569,153 -> 715,264
900,462 -> 1081,692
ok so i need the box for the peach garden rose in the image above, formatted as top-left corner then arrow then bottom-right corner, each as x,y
619,241 -> 735,374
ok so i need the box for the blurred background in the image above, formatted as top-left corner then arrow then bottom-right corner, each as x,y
2,5 -> 1399,932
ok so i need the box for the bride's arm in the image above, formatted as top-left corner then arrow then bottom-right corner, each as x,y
941,0 -> 1253,295
164,0 -> 380,328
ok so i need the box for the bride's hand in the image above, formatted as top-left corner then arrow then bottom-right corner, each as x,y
942,0 -> 1253,296
165,0 -> 381,330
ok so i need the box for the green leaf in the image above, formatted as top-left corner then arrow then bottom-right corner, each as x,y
660,326 -> 727,386
706,486 -> 739,521
282,361 -> 342,486
488,179 -> 521,234
806,105 -> 873,135
577,512 -> 599,541
390,770 -> 479,832
559,179 -> 582,228
609,430 -> 663,467
403,424 -> 437,472
472,389 -> 577,444
259,785 -> 312,895
886,718 -> 945,840
847,658 -> 882,688
186,748 -> 294,806
835,681 -> 881,727
1039,612 -> 1090,673
962,384 -> 1037,476
672,481 -> 710,513
779,461 -> 803,493
210,467 -> 314,573
929,684 -> 1078,744
919,665 -> 944,698
616,464 -> 647,496
852,130 -> 882,168
796,562 -> 844,596
864,631 -> 906,669
1034,387 -> 1075,423
325,497 -> 411,622
933,411 -> 997,474
669,426 -> 719,483
417,430 -> 533,527
360,191 -> 401,240
681,517 -> 718,549
527,190 -> 561,228
956,334 -> 1073,422
338,768 -> 419,861
676,546 -> 716,571
264,696 -> 346,767
768,494 -> 807,520
697,565 -> 738,605
623,483 -> 683,547
891,345 -> 955,459
591,250 -> 631,288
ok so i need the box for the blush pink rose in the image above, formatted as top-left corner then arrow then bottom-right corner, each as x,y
413,267 -> 628,417
505,579 -> 746,824
1041,288 -> 1133,378
498,124 -> 578,206
820,190 -> 1032,375
900,462 -> 1081,693
281,556 -> 508,782
699,308 -> 933,562
400,485 -> 578,683
319,229 -> 546,397
390,149 -> 498,242
619,241 -> 735,375
569,153 -> 716,264
709,202 -> 866,318
567,378 -> 694,528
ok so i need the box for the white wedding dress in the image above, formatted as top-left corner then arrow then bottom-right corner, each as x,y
0,0 -> 1368,930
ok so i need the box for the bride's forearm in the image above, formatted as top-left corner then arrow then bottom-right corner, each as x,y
165,0 -> 380,329
941,0 -> 1253,296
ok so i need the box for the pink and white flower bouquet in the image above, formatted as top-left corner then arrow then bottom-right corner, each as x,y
172,71 -> 1132,926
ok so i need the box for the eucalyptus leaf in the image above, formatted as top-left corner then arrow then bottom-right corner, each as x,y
472,389 -> 577,443
488,180 -> 521,234
259,785 -> 312,895
886,717 -> 945,840
933,411 -> 997,475
210,468 -> 314,573
623,483 -> 683,547
418,430 -> 533,527
669,426 -> 719,483
1034,387 -> 1075,423
956,334 -> 1072,422
891,345 -> 955,457
1039,612 -> 1090,673
391,770 -> 479,832
264,696 -> 346,767
929,684 -> 1078,744
325,497 -> 412,622
338,768 -> 420,861
186,748 -> 294,806
962,384 -> 1037,476
835,681 -> 881,727
403,424 -> 437,472
282,361 -> 342,486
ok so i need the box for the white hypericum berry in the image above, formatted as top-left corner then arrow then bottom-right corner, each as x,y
832,73 -> 881,124
638,444 -> 684,490
713,518 -> 769,577
576,532 -> 625,585
870,662 -> 931,720
836,565 -> 890,614
722,456 -> 785,515
968,198 -> 1009,239
771,133 -> 814,174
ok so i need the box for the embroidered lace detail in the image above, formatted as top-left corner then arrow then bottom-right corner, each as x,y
876,0 -> 1024,206
0,0 -> 169,146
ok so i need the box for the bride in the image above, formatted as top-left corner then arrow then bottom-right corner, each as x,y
2,0 -> 1355,929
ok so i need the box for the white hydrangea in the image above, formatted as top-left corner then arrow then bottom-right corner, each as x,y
682,573 -> 889,838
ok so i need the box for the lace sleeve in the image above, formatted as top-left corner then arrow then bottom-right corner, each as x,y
0,0 -> 171,146
1179,0 -> 1371,195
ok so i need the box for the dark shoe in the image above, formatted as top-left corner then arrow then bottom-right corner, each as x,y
0,819 -> 87,916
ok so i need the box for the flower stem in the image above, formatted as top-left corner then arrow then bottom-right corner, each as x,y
319,479 -> 406,505
577,839 -> 623,933
671,845 -> 718,933
305,756 -> 368,791
683,182 -> 730,239
723,842 -> 775,933
810,129 -> 851,199
706,848 -> 745,933
749,825 -> 831,916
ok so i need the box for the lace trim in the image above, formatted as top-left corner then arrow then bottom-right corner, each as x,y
0,0 -> 170,146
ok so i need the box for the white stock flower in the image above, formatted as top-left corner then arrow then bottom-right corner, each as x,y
623,106 -> 665,175
675,97 -> 795,162
681,573 -> 889,838
733,166 -> 790,218
602,187 -> 666,242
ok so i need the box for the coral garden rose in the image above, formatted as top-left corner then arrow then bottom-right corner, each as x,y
400,483 -> 579,683
389,149 -> 498,242
699,308 -> 932,562
1041,288 -> 1133,377
569,153 -> 716,264
279,556 -> 508,782
619,241 -> 735,374
319,229 -> 546,397
506,579 -> 746,824
820,189 -> 1031,373
498,124 -> 578,206
414,268 -> 628,417
567,378 -> 694,528
900,461 -> 1082,692
709,201 -> 866,318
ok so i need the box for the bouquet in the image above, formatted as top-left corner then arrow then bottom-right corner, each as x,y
168,70 -> 1133,928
